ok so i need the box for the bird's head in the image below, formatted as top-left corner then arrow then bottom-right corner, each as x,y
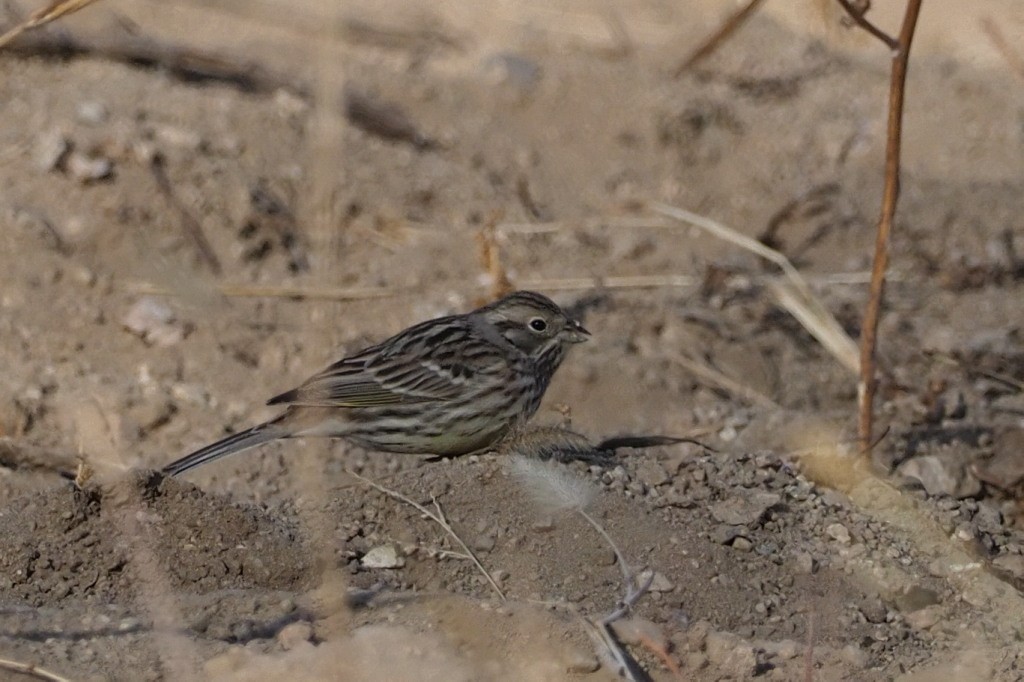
476,290 -> 590,356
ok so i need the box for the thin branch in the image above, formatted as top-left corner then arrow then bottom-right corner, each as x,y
674,0 -> 767,76
0,0 -> 100,49
0,658 -> 71,682
834,0 -> 899,51
855,0 -> 923,453
346,470 -> 506,601
150,154 -> 222,275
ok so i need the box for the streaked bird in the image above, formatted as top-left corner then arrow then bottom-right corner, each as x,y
163,291 -> 589,477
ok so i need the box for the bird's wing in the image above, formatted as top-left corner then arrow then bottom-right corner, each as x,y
267,326 -> 505,408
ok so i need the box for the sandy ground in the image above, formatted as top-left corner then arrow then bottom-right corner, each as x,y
1,1 -> 1024,680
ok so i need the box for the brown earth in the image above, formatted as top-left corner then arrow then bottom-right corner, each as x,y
1,1 -> 1024,680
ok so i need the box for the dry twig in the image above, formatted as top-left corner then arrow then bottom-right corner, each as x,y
149,154 -> 222,275
0,0 -> 100,49
834,0 -> 899,51
0,657 -> 71,682
346,470 -> 506,601
674,0 -> 767,75
835,0 -> 923,452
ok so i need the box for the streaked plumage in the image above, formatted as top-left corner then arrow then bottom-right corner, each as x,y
163,291 -> 589,477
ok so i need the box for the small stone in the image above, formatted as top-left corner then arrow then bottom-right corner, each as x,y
905,605 -> 942,631
710,492 -> 781,526
35,129 -> 70,171
839,643 -> 870,669
122,297 -> 190,346
481,52 -> 542,90
711,525 -> 744,545
683,652 -> 708,671
859,598 -> 887,624
472,533 -> 496,552
826,523 -> 851,544
767,639 -> 801,660
361,544 -> 405,569
155,125 -> 204,150
705,631 -> 757,677
639,570 -> 674,592
972,438 -> 1024,492
563,648 -> 599,674
637,460 -> 671,487
76,101 -> 109,125
791,552 -> 816,574
992,554 -> 1024,582
895,585 -> 941,612
732,537 -> 753,552
899,455 -> 982,499
276,621 -> 313,650
66,153 -> 114,183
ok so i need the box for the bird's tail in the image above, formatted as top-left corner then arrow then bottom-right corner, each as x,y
163,418 -> 285,477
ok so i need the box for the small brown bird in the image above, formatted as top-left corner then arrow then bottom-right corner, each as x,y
163,291 -> 589,476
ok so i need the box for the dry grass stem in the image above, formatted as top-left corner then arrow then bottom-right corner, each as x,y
128,281 -> 404,301
150,156 -> 222,275
768,279 -> 859,374
346,469 -> 506,601
651,202 -> 860,375
980,17 -> 1024,82
674,0 -> 767,75
0,657 -> 71,682
669,351 -> 779,409
0,0 -> 101,49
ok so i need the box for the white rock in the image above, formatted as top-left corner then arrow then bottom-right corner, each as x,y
361,544 -> 405,569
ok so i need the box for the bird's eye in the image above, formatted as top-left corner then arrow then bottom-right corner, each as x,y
528,318 -> 548,332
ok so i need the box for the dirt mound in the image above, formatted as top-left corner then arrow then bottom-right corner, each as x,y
0,472 -> 309,607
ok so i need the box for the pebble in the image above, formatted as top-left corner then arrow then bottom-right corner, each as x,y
791,552 -> 817,574
66,153 -> 114,183
894,585 -> 941,612
840,643 -> 870,669
76,101 -> 109,125
710,492 -> 781,526
732,537 -> 753,552
992,554 -> 1024,582
826,523 -> 851,544
276,621 -> 313,650
705,630 -> 757,677
35,129 -> 70,171
898,455 -> 982,499
639,570 -> 674,592
904,605 -> 942,631
562,648 -> 599,674
122,297 -> 189,346
361,544 -> 405,569
636,460 -> 670,487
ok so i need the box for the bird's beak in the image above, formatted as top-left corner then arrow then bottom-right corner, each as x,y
564,319 -> 591,343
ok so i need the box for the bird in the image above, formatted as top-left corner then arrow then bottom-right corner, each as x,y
163,290 -> 590,477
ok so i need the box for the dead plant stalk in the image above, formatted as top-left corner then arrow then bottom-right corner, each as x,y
839,0 -> 923,453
